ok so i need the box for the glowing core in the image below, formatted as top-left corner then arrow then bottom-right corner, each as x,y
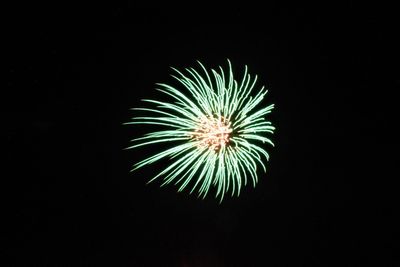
192,115 -> 233,151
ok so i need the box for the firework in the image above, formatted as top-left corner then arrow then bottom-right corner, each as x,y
125,60 -> 275,201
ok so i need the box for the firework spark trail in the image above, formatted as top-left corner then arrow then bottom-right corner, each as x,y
125,60 -> 275,201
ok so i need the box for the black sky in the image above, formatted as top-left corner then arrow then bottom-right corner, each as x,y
2,2 -> 398,266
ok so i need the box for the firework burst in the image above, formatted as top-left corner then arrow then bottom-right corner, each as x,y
125,60 -> 275,201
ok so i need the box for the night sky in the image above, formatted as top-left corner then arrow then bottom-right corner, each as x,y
2,3 -> 397,266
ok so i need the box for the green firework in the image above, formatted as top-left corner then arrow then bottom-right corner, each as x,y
125,60 -> 275,201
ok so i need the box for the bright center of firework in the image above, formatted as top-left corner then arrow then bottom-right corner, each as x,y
192,115 -> 233,151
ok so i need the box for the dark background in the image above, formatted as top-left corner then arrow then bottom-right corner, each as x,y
2,2 -> 398,266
